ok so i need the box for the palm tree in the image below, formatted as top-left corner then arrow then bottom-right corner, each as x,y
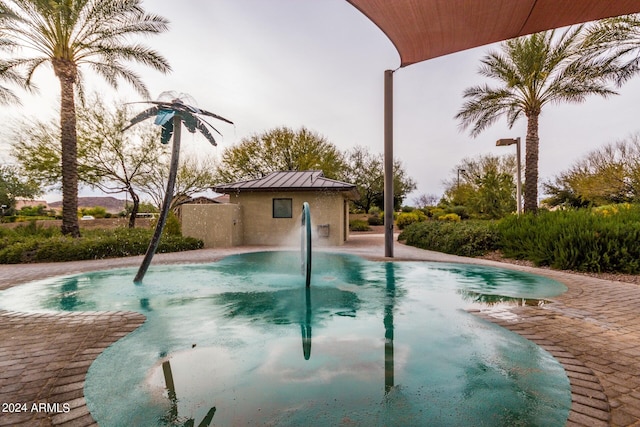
0,0 -> 171,236
0,59 -> 26,105
124,92 -> 233,283
455,26 -> 620,213
584,14 -> 640,85
0,2 -> 28,104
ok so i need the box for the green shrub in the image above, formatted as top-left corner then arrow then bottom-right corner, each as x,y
437,213 -> 461,222
81,206 -> 107,218
498,205 -> 640,273
349,219 -> 371,232
396,211 -> 427,230
368,207 -> 382,216
163,211 -> 182,236
447,206 -> 470,220
427,207 -> 446,219
367,214 -> 383,226
0,227 -> 202,264
20,205 -> 47,216
150,211 -> 182,236
10,221 -> 59,238
399,220 -> 499,257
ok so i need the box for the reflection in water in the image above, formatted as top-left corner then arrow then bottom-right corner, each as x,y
301,287 -> 312,360
216,251 -> 370,287
429,263 -> 566,300
59,278 -> 80,310
140,297 -> 152,312
44,276 -> 99,311
162,361 -> 177,421
384,262 -> 396,393
215,287 -> 360,326
161,360 -> 216,427
458,289 -> 548,307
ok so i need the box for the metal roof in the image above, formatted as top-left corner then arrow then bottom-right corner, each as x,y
214,170 -> 359,198
347,0 -> 640,67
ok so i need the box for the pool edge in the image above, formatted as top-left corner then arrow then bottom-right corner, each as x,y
470,308 -> 610,426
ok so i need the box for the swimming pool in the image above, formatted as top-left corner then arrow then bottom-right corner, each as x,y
0,251 -> 571,426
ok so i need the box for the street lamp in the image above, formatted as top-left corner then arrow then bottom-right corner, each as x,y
496,137 -> 522,214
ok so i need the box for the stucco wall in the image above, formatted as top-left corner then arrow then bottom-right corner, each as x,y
181,204 -> 242,248
228,191 -> 349,246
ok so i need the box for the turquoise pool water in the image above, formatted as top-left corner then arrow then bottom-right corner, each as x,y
0,251 -> 571,426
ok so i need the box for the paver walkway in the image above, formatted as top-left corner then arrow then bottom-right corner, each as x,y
0,311 -> 144,427
0,235 -> 639,426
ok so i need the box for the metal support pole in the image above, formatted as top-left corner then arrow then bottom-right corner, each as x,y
384,69 -> 394,258
516,137 -> 522,215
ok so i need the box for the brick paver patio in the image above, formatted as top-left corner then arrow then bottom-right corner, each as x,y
0,235 -> 639,426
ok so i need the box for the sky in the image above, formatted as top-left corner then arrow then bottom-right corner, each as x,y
1,0 -> 640,204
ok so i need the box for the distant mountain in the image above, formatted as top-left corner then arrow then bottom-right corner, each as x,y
49,197 -> 126,213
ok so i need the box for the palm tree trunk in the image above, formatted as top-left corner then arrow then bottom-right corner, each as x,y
54,59 -> 80,237
134,116 -> 182,283
524,112 -> 540,213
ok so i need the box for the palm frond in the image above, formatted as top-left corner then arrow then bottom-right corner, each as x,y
3,0 -> 170,95
76,43 -> 171,73
4,56 -> 46,88
196,115 -> 223,137
180,113 -> 217,146
581,14 -> 640,85
122,106 -> 161,131
87,60 -> 150,98
198,108 -> 234,125
160,119 -> 173,144
456,84 -> 523,136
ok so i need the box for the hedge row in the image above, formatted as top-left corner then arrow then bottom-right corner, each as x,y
0,224 -> 202,264
399,204 -> 640,274
398,220 -> 499,257
498,206 -> 640,273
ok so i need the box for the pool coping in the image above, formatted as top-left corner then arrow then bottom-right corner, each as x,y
1,236 -> 639,426
471,309 -> 611,426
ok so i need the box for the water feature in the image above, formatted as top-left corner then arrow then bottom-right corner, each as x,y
0,252 -> 571,426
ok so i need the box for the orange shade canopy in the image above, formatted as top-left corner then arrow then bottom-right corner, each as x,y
347,0 -> 640,67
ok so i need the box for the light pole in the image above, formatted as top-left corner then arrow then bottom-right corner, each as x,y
457,168 -> 466,190
496,137 -> 522,215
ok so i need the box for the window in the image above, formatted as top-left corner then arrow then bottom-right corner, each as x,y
273,198 -> 292,218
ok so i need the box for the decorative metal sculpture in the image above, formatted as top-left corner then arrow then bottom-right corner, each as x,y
123,92 -> 233,283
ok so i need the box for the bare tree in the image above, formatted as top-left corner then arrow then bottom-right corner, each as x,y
412,193 -> 439,208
